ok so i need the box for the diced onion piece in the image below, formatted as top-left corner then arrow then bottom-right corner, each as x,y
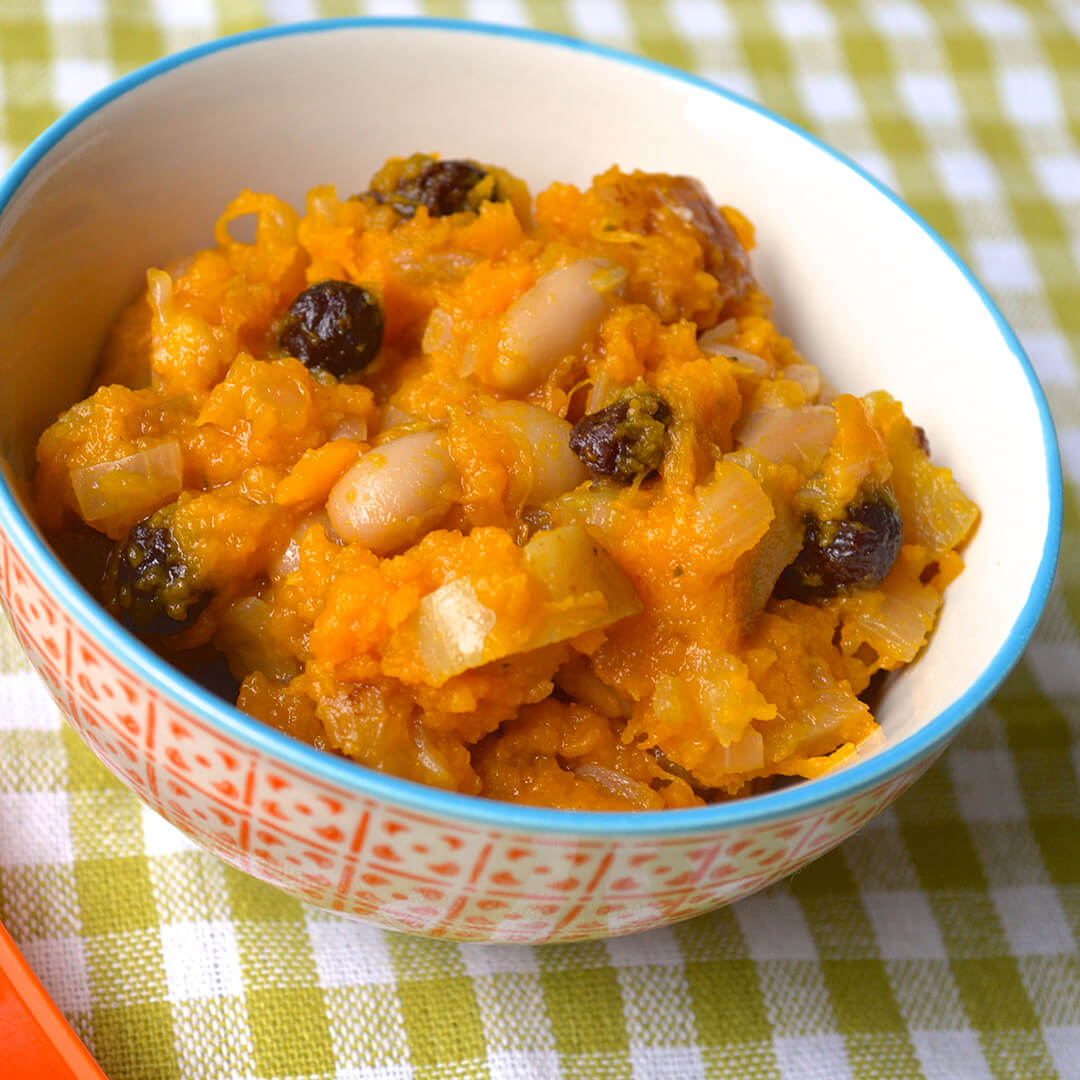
782,363 -> 822,400
698,318 -> 737,345
699,338 -> 770,376
377,405 -> 419,434
328,415 -> 368,441
760,663 -> 871,764
415,578 -> 499,685
481,401 -> 588,505
711,727 -> 765,775
489,258 -> 624,392
521,524 -> 643,649
586,371 -> 624,412
842,585 -> 937,669
640,662 -> 776,787
734,405 -> 836,470
839,547 -> 943,670
70,441 -> 183,534
726,450 -> 806,620
694,462 -> 775,575
411,524 -> 642,684
571,763 -> 657,809
864,391 -> 978,551
422,307 -> 456,354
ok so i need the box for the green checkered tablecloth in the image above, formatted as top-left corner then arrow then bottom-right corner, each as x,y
1,2 -> 1078,1078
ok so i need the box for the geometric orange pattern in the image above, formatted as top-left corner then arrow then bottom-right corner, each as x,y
1,531 -> 933,942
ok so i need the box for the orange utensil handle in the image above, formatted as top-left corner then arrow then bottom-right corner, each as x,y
0,921 -> 107,1078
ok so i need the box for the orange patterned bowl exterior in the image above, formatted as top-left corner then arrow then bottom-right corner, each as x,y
0,21 -> 1059,942
1,533 -> 933,942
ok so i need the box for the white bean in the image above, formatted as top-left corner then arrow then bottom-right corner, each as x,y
482,402 -> 588,505
489,258 -> 625,393
326,431 -> 456,554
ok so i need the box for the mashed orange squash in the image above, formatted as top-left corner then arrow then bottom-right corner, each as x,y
35,155 -> 978,810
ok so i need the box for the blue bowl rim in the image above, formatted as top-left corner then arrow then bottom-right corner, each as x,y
0,16 -> 1063,838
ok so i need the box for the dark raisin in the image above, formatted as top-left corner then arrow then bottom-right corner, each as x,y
104,515 -> 209,635
913,424 -> 930,456
400,159 -> 487,217
569,383 -> 671,483
358,156 -> 505,220
779,489 -> 903,599
277,280 -> 384,378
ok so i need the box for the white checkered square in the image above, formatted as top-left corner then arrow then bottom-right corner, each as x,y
868,1 -> 934,38
672,0 -> 734,38
461,942 -> 540,977
51,58 -> 112,109
307,917 -> 396,987
898,72 -> 965,126
151,0 -> 214,28
971,237 -> 1041,291
488,1050 -> 561,1080
0,672 -> 62,732
629,1045 -> 706,1079
20,934 -> 92,1016
1028,641 -> 1080,698
334,1066 -> 413,1080
141,802 -> 196,857
999,68 -> 1064,128
160,920 -> 244,1001
1057,425 -> 1080,482
948,748 -> 1026,823
605,925 -> 685,969
0,792 -> 73,867
1033,154 -> 1080,204
768,0 -> 833,39
466,0 -> 529,27
43,0 -> 105,20
799,72 -> 865,122
992,886 -> 1076,956
570,0 -> 631,39
707,70 -> 757,101
911,1030 -> 992,1080
264,0 -> 318,19
365,0 -> 424,15
773,1034 -> 852,1079
863,889 -> 947,960
966,1 -> 1029,37
734,893 -> 818,962
1021,332 -> 1078,388
852,150 -> 899,189
1044,1025 -> 1080,1080
935,148 -> 1000,200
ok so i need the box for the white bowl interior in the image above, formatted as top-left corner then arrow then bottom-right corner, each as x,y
0,26 -> 1052,761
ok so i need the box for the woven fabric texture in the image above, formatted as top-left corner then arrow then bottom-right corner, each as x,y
1,2 -> 1078,1078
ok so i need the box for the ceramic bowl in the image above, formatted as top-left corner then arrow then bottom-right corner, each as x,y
0,19 -> 1061,943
